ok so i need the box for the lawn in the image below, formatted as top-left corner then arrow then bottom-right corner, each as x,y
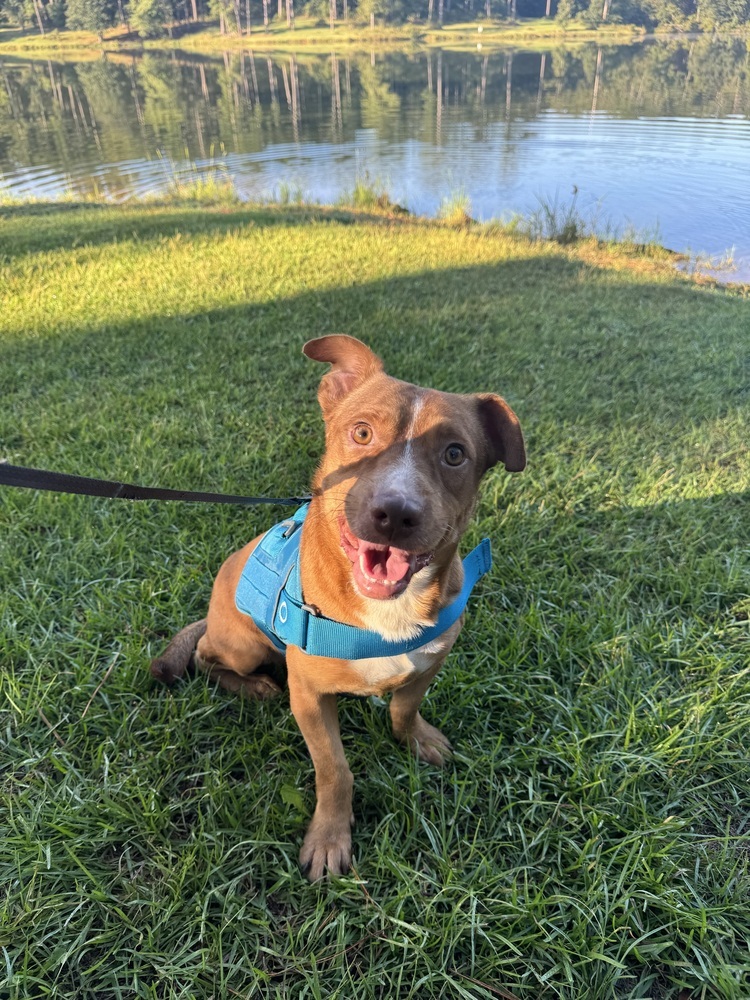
1,201 -> 749,998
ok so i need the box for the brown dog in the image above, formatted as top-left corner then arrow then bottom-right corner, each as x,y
151,336 -> 525,880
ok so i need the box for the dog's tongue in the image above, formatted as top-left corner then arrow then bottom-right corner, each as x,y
360,544 -> 413,584
352,539 -> 433,600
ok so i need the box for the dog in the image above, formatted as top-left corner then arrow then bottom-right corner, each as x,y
151,335 -> 525,880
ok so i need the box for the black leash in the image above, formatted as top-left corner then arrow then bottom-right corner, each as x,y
0,463 -> 310,508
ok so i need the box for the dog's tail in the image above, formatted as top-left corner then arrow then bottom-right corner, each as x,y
150,619 -> 207,685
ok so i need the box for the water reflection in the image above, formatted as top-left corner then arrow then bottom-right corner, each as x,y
0,39 -> 748,276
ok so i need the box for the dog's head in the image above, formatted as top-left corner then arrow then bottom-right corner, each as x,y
303,335 -> 525,601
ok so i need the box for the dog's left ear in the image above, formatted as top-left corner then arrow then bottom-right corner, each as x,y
303,335 -> 384,417
476,394 -> 526,473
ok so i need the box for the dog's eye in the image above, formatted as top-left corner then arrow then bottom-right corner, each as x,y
352,423 -> 373,445
444,444 -> 466,466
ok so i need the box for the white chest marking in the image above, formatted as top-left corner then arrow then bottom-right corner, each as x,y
348,567 -> 462,694
345,621 -> 460,693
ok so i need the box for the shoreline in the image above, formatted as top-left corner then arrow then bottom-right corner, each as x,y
0,18 -> 721,58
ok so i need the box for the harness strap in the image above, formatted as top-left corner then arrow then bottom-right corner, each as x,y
0,463 -> 310,507
276,538 -> 492,660
235,504 -> 493,661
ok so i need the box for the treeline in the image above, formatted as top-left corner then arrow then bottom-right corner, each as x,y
1,0 -> 748,42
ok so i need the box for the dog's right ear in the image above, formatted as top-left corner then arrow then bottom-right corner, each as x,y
303,336 -> 384,417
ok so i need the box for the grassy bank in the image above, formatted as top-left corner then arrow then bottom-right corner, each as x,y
1,199 -> 749,998
0,17 -> 646,56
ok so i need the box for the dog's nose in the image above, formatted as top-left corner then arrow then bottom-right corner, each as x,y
369,493 -> 423,543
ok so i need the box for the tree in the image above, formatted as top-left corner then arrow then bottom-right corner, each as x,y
0,0 -> 37,28
128,0 -> 173,36
66,0 -> 118,37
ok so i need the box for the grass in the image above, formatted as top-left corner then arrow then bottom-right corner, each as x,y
438,187 -> 473,227
336,171 -> 404,213
1,199 -> 749,999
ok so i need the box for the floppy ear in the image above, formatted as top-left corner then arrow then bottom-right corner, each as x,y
303,335 -> 384,417
476,394 -> 526,473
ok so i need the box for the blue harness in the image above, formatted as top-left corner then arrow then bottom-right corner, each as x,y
235,503 -> 492,661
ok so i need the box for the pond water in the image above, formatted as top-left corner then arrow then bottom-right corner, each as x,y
1,37 -> 749,280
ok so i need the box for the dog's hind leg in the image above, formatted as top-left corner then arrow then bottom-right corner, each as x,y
150,618 -> 208,685
194,627 -> 284,701
151,540 -> 284,700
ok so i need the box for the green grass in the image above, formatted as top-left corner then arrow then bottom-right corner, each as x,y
1,200 -> 749,999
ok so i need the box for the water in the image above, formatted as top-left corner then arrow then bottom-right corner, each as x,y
1,38 -> 748,280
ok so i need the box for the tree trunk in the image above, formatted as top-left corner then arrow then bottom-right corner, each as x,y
32,0 -> 45,35
192,0 -> 198,21
536,52 -> 546,107
331,53 -> 341,130
245,0 -> 251,34
263,0 -> 268,30
505,51 -> 512,117
436,50 -> 442,140
545,0 -> 551,15
592,47 -> 602,111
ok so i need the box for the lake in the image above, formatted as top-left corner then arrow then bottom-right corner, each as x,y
1,37 -> 749,280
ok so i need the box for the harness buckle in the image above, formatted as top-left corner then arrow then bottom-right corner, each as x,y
301,602 -> 321,617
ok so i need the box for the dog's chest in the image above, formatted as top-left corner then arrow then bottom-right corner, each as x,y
342,623 -> 460,697
337,569 -> 462,695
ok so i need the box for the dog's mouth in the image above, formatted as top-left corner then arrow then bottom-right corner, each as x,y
339,518 -> 433,600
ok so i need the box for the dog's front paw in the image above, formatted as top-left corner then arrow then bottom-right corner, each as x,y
399,714 -> 453,767
299,818 -> 353,881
